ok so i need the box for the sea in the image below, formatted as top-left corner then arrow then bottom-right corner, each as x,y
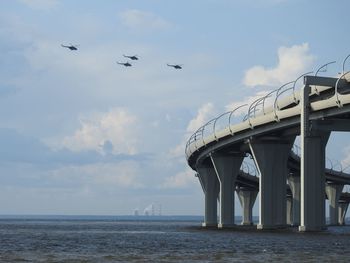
0,215 -> 350,262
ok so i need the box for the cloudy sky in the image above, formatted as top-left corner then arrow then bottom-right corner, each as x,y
1,0 -> 350,216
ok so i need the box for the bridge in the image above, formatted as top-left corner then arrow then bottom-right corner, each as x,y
185,57 -> 350,232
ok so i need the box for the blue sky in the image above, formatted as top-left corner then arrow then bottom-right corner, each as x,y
1,0 -> 350,216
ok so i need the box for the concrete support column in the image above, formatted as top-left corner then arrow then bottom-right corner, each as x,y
210,153 -> 244,228
237,187 -> 258,225
249,137 -> 294,229
286,196 -> 293,225
197,165 -> 220,227
338,202 -> 349,225
299,131 -> 330,231
288,174 -> 301,226
299,84 -> 330,232
325,184 -> 344,225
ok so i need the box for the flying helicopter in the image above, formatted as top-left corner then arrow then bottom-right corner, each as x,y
123,55 -> 139,60
167,64 -> 182,69
117,61 -> 132,67
61,44 -> 79,51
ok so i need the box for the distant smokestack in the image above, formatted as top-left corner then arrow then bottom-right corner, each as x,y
143,203 -> 157,216
133,208 -> 139,216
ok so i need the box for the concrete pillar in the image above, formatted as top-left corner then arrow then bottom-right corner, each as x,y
197,165 -> 220,227
299,131 -> 329,231
338,202 -> 349,225
325,184 -> 344,225
299,85 -> 330,232
288,174 -> 301,226
299,84 -> 330,232
249,137 -> 294,229
237,187 -> 258,225
286,196 -> 293,225
210,153 -> 244,228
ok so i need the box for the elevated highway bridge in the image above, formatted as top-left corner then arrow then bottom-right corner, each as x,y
186,59 -> 350,231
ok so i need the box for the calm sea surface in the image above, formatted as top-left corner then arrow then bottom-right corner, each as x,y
0,216 -> 350,262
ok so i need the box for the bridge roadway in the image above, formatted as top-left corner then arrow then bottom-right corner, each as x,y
186,68 -> 350,232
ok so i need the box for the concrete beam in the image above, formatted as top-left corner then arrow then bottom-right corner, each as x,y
197,165 -> 220,227
249,137 -> 294,229
210,153 -> 244,228
304,75 -> 350,88
311,119 -> 350,132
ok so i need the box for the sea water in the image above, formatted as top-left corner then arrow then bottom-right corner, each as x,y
0,216 -> 349,262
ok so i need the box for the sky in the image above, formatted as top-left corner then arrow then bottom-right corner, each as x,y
0,0 -> 350,216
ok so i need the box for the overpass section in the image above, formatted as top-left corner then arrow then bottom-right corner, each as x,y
186,60 -> 350,232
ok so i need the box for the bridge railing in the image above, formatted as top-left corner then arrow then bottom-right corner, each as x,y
213,111 -> 232,141
185,73 -> 309,158
185,57 -> 350,164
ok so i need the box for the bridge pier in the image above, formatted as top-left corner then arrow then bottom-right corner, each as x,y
299,130 -> 330,231
249,137 -> 294,229
210,153 -> 244,228
338,201 -> 349,225
237,187 -> 258,225
288,174 -> 301,226
197,165 -> 220,227
325,183 -> 344,225
299,83 -> 331,232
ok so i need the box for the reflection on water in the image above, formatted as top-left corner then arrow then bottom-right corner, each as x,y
0,217 -> 350,262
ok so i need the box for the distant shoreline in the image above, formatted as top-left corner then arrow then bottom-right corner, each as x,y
0,215 -> 205,221
0,215 -> 348,225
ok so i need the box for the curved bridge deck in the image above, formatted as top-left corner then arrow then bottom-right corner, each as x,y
186,70 -> 350,231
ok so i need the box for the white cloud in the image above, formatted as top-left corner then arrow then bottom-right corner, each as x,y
119,9 -> 171,31
49,161 -> 143,189
169,143 -> 186,160
225,90 -> 268,116
341,146 -> 350,169
186,102 -> 215,133
161,169 -> 197,189
89,162 -> 143,188
19,0 -> 59,10
169,103 -> 216,159
61,108 -> 138,155
243,43 -> 314,87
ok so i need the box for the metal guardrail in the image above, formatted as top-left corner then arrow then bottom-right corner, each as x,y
185,72 -> 317,157
314,61 -> 336,95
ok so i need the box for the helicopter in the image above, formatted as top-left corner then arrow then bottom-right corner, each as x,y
123,55 -> 139,60
61,44 -> 79,51
167,64 -> 182,69
117,61 -> 132,67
